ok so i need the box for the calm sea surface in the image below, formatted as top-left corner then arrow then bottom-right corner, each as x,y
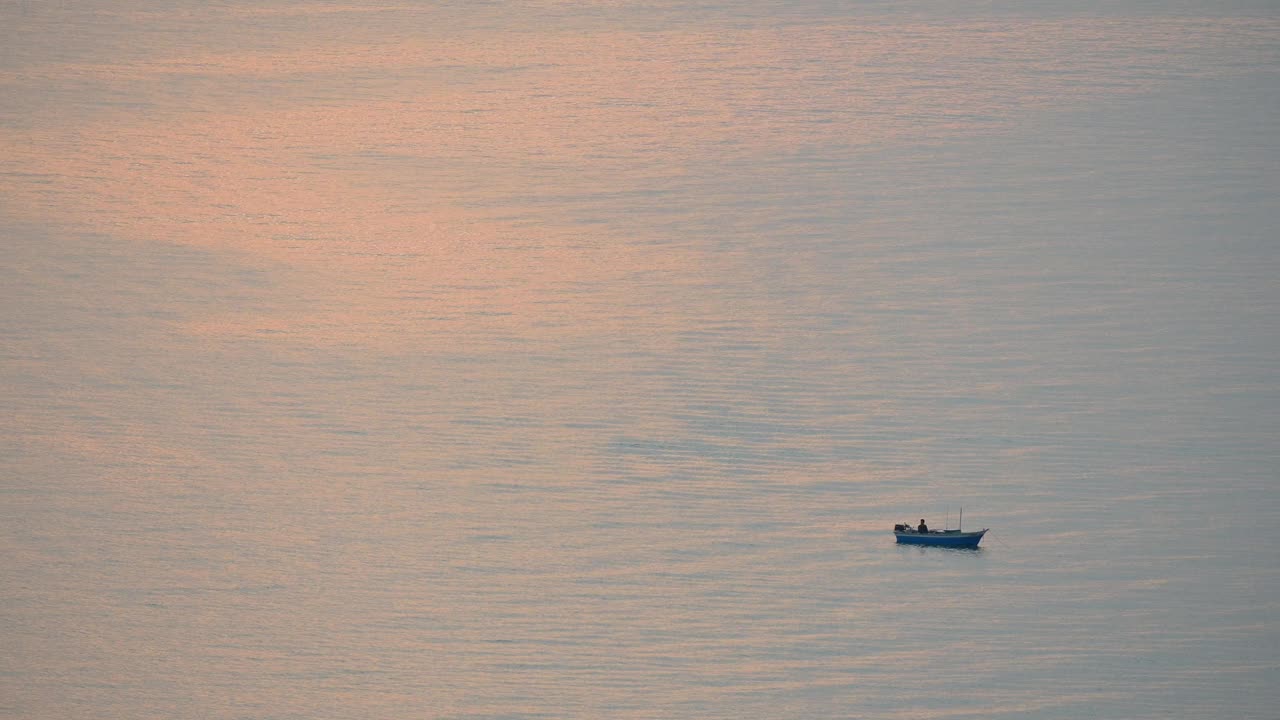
3,2 -> 1278,718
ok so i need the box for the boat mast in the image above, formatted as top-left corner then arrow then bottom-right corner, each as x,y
959,507 -> 963,532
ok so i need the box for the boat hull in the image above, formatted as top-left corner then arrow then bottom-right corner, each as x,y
894,529 -> 987,548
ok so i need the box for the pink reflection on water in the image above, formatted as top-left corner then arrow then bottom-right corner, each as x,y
1,15 -> 1272,347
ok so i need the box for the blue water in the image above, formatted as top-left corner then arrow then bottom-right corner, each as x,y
2,2 -> 1278,718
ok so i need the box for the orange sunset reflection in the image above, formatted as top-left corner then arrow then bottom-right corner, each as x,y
5,15 -> 1270,349
4,10 -> 1270,493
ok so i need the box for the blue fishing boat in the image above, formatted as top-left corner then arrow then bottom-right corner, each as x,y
894,509 -> 987,548
894,525 -> 988,548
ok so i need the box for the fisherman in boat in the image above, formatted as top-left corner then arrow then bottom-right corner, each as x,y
917,519 -> 929,533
